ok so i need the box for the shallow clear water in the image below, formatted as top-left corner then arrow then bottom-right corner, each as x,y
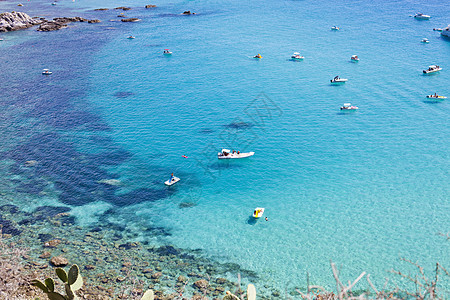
1,0 -> 449,295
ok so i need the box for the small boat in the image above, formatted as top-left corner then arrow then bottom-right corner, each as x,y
331,26 -> 340,30
218,149 -> 255,159
350,55 -> 359,61
252,208 -> 264,218
421,38 -> 429,43
52,2 -> 57,5
331,76 -> 348,83
17,3 -> 23,6
0,38 -> 3,41
164,173 -> 180,186
414,13 -> 430,20
423,65 -> 442,74
426,94 -> 447,100
291,52 -> 304,60
340,103 -> 358,110
42,69 -> 52,75
127,36 -> 135,39
433,28 -> 443,32
253,54 -> 262,59
442,25 -> 450,38
163,49 -> 172,55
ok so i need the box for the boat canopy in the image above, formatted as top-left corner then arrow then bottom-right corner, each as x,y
293,52 -> 300,55
43,69 -> 49,71
343,103 -> 351,106
429,65 -> 437,68
222,149 -> 231,153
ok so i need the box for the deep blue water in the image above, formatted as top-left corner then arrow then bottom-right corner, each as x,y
1,0 -> 449,296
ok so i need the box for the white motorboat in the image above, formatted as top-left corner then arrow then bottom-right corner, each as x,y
421,38 -> 429,43
164,174 -> 180,186
441,25 -> 450,38
426,94 -> 447,100
340,103 -> 358,110
127,36 -> 135,39
291,52 -> 304,60
423,65 -> 442,74
42,69 -> 52,75
252,207 -> 264,218
433,28 -> 443,32
0,38 -> 3,41
351,55 -> 359,61
253,54 -> 262,59
331,76 -> 348,83
414,13 -> 430,20
218,149 -> 255,159
163,49 -> 172,55
331,26 -> 340,30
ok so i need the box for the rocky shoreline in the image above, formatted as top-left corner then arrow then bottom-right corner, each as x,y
0,203 -> 278,299
0,11 -> 100,32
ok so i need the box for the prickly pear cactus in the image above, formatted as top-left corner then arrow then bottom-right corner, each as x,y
31,264 -> 83,300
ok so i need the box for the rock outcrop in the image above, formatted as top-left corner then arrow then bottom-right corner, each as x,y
37,17 -> 100,31
0,11 -> 42,32
121,18 -> 140,22
0,12 -> 100,32
145,5 -> 157,8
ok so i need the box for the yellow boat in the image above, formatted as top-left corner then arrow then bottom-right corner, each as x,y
252,207 -> 265,218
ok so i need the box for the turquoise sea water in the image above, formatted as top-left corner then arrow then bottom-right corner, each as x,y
1,0 -> 449,296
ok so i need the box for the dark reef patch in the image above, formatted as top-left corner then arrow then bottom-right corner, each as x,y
224,121 -> 253,130
113,91 -> 134,98
0,215 -> 22,236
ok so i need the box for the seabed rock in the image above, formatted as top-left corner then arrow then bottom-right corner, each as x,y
145,4 -> 157,8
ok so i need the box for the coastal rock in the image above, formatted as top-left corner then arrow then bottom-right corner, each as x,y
85,264 -> 96,270
121,18 -> 141,22
115,6 -> 131,11
37,17 -> 98,32
39,251 -> 51,259
88,19 -> 101,23
0,11 -> 42,32
94,8 -> 109,11
50,256 -> 68,267
145,5 -> 157,8
182,11 -> 196,15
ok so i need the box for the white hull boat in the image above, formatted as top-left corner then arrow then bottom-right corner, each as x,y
331,76 -> 348,83
42,69 -> 52,75
423,65 -> 442,74
340,103 -> 358,111
218,149 -> 255,159
426,95 -> 447,100
414,13 -> 430,20
165,176 -> 180,186
253,208 -> 264,218
421,38 -> 429,43
441,25 -> 450,37
291,52 -> 304,60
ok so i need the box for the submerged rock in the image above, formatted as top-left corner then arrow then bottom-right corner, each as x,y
115,6 -> 131,11
145,5 -> 157,8
97,179 -> 122,186
0,11 -> 42,32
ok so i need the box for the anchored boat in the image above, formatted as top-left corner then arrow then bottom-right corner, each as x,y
218,149 -> 255,159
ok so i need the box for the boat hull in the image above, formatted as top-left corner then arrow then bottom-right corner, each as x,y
253,208 -> 264,218
218,152 -> 255,159
164,177 -> 180,186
